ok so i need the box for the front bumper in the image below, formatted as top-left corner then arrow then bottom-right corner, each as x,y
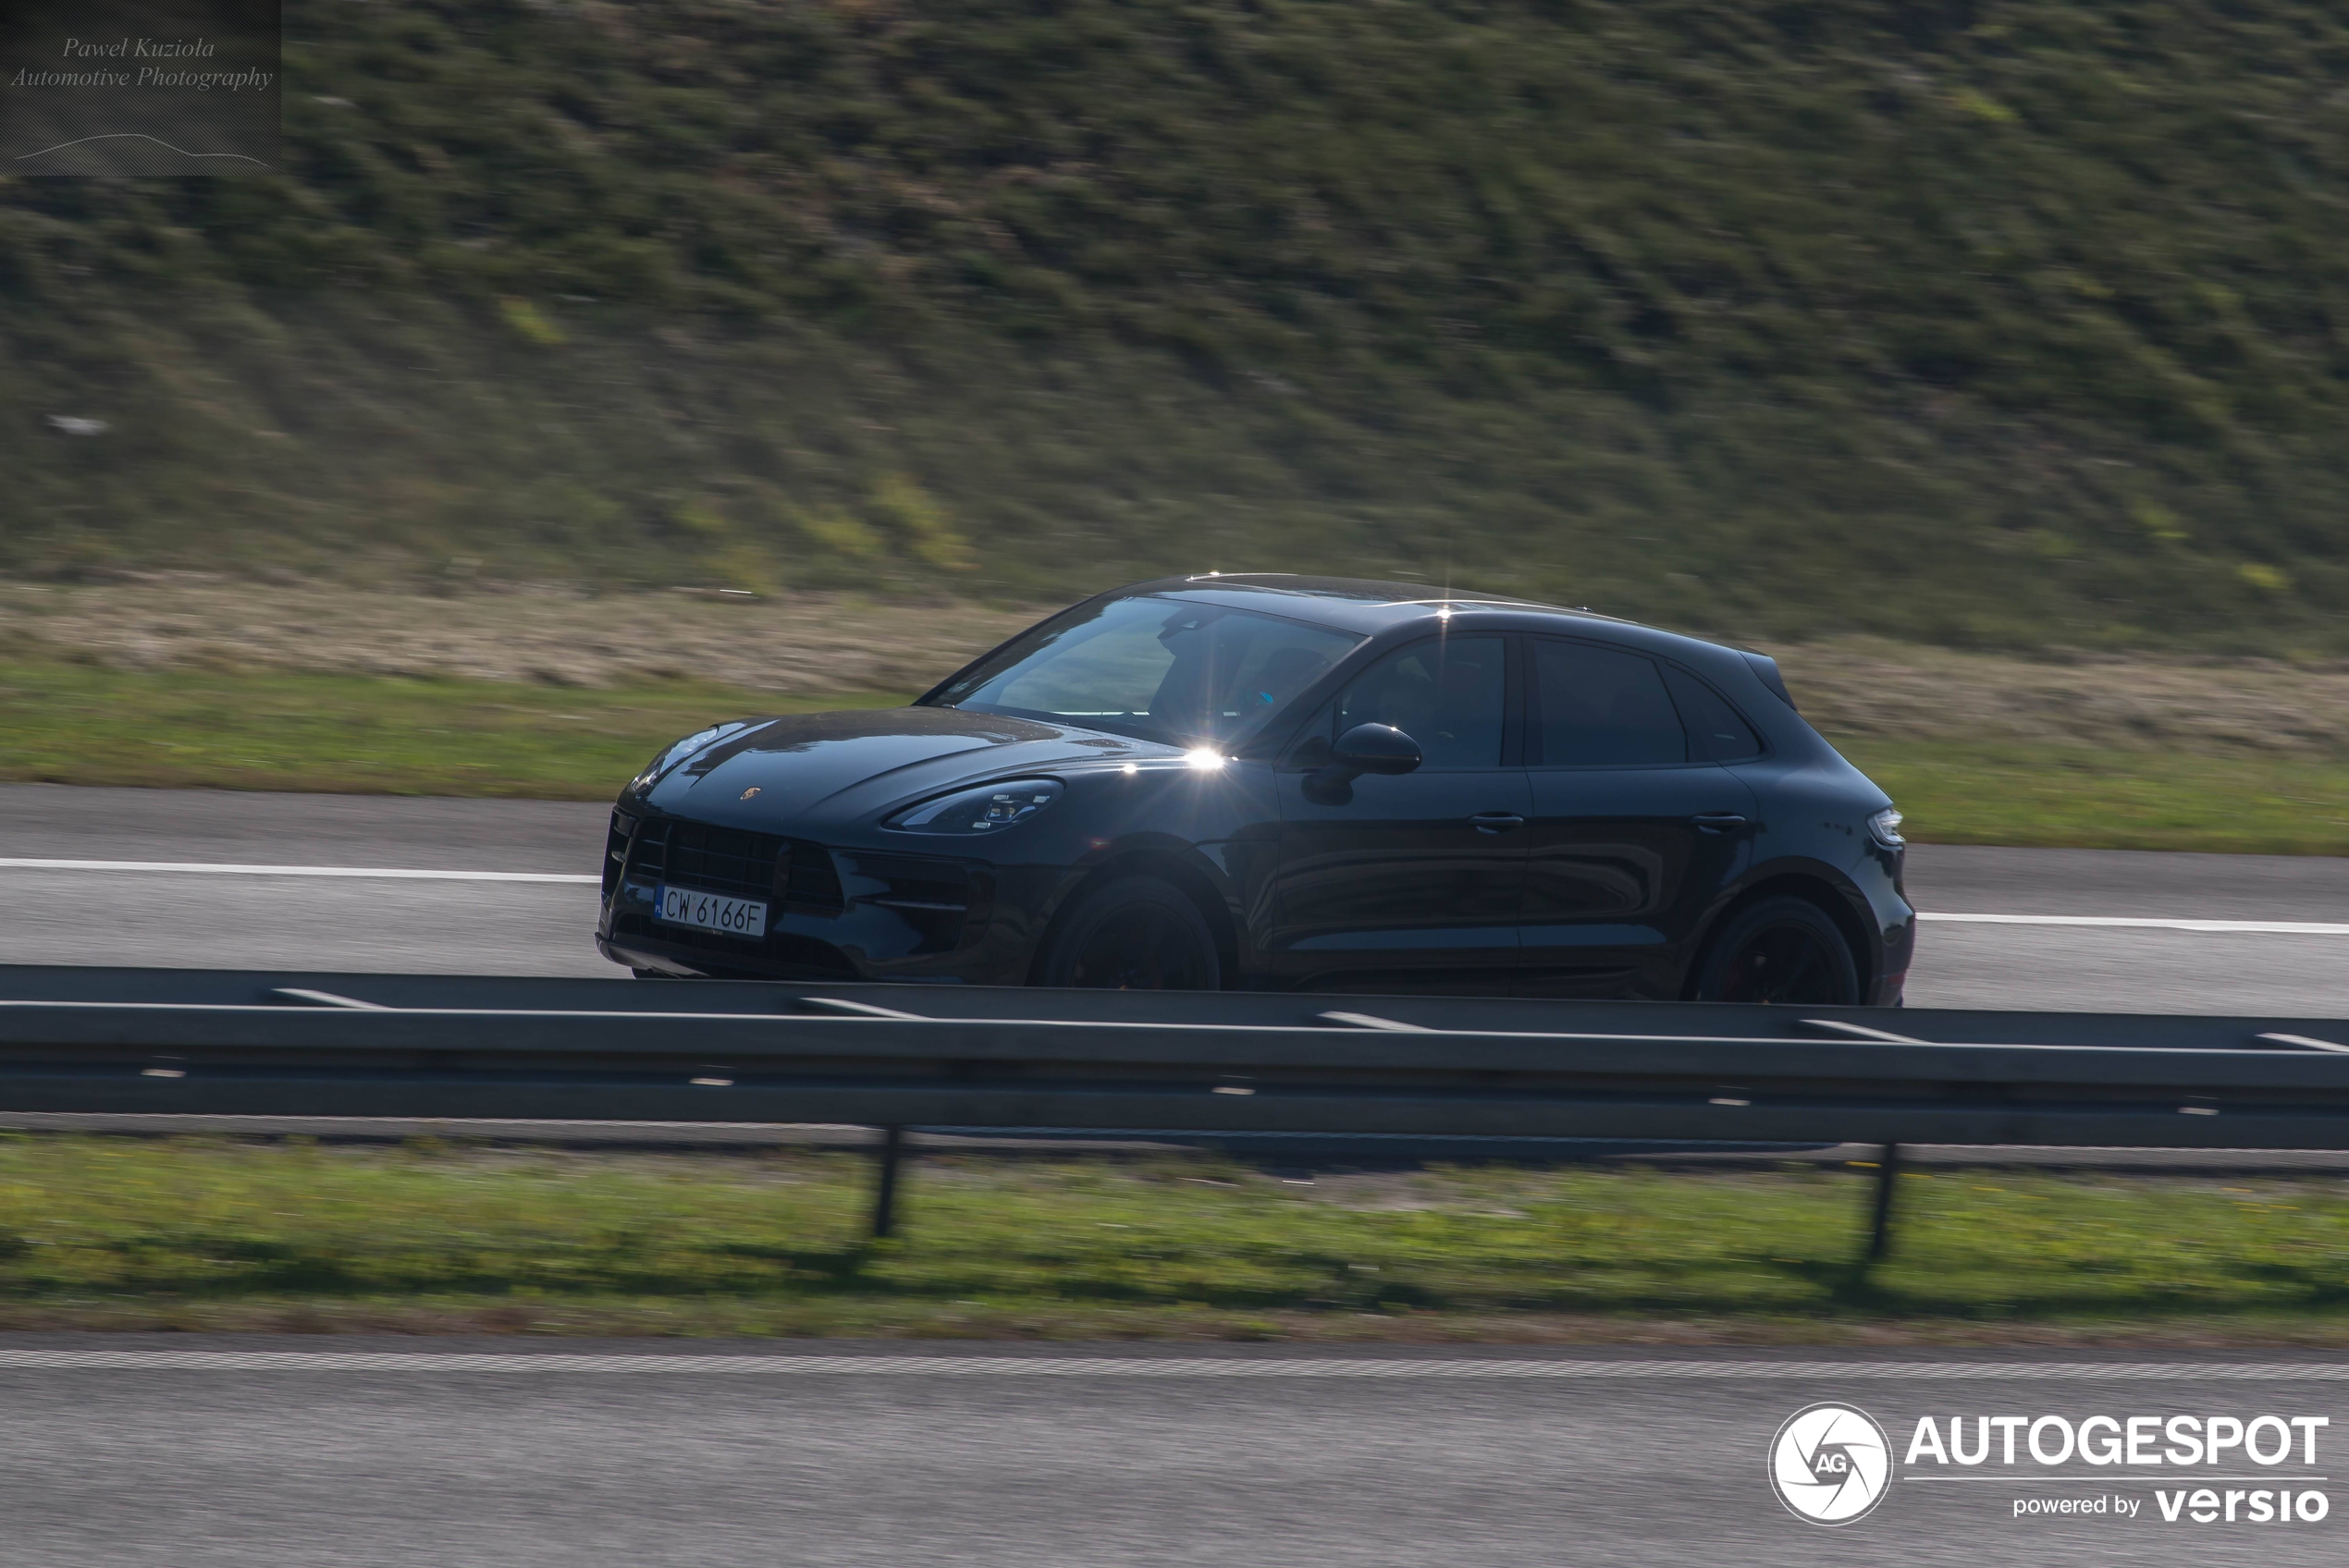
1869,921 -> 1914,1008
1863,842 -> 1915,1007
597,806 -> 1048,983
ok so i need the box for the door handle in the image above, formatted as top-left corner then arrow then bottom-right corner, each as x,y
1691,811 -> 1749,834
1470,812 -> 1526,834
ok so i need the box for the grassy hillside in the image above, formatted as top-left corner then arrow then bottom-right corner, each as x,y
6,1 -> 2349,650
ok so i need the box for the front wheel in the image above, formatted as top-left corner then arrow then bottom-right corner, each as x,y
1037,876 -> 1223,991
1691,896 -> 1860,1006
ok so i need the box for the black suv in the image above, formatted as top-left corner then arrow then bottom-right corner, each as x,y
599,575 -> 1913,1004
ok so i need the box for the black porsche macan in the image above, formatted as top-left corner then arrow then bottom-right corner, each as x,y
598,575 -> 1915,1005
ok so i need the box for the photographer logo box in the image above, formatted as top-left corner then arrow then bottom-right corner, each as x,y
1905,1412 -> 2331,1526
1769,1403 -> 1894,1525
1773,1404 -> 2334,1527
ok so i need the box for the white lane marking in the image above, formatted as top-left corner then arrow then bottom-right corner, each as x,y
0,864 -> 2337,934
270,988 -> 394,1011
0,859 -> 596,885
0,1352 -> 2343,1379
1921,913 -> 2349,937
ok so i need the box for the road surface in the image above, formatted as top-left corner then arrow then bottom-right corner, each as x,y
1,784 -> 2345,1012
0,1341 -> 2341,1567
3,796 -> 2344,1566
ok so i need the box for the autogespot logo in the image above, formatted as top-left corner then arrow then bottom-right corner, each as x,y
1771,1402 -> 1894,1525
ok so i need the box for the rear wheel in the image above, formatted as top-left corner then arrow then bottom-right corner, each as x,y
1693,896 -> 1860,1006
1039,876 -> 1222,991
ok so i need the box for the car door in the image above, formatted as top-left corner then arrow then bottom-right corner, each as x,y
1517,637 -> 1761,998
1264,633 -> 1531,993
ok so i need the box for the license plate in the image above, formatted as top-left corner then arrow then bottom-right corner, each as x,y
654,884 -> 768,939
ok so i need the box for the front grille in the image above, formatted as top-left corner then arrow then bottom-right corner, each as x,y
621,816 -> 844,917
628,818 -> 784,901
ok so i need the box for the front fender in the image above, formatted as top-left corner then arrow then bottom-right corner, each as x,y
1703,850 -> 1916,1002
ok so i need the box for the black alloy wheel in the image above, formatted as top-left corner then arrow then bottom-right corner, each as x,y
1694,896 -> 1861,1006
1040,876 -> 1223,990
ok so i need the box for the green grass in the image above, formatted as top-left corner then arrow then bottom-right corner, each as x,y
1843,741 -> 2349,856
5,1137 -> 2349,1342
0,658 -> 898,800
2,656 -> 2343,853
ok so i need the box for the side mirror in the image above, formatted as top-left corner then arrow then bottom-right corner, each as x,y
1321,723 -> 1422,787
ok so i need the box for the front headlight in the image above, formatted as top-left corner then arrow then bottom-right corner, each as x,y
887,778 -> 1064,834
1867,806 -> 1905,848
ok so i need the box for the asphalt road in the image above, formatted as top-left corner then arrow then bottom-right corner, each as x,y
0,1341 -> 2342,1567
2,799 -> 2344,1566
2,783 -> 2345,1011
0,785 -> 613,977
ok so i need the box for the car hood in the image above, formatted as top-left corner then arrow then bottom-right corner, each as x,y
638,706 -> 1169,823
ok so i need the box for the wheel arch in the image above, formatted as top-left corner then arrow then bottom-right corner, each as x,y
1682,864 -> 1878,1001
1025,845 -> 1241,987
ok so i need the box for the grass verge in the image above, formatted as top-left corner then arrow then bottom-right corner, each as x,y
0,657 -> 899,800
1840,741 -> 2349,856
2,655 -> 2344,854
6,1137 -> 2349,1344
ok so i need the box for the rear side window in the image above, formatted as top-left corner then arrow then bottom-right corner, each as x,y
1662,667 -> 1765,762
1334,635 -> 1507,769
1531,640 -> 1685,766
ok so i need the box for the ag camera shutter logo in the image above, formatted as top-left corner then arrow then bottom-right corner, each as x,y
1770,1402 -> 1893,1525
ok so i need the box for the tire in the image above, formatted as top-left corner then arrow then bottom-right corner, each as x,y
1038,876 -> 1223,991
1691,896 -> 1860,1006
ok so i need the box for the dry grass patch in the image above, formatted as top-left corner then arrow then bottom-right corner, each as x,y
1765,637 -> 2349,756
10,575 -> 2347,755
0,575 -> 1039,696
6,577 -> 2349,849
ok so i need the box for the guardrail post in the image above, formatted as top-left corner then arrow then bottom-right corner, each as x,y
1865,1142 -> 1900,1263
870,1125 -> 905,1240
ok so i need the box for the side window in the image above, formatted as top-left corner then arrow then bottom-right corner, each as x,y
1662,667 -> 1765,762
1531,641 -> 1687,766
1334,635 -> 1506,769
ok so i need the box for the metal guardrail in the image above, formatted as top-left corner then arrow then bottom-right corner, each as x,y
3,966 -> 2346,1250
11,962 -> 2349,1047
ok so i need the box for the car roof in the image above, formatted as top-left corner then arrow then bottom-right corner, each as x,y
1106,573 -> 1783,705
1113,572 -> 1624,636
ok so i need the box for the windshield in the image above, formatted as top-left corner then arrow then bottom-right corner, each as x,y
929,595 -> 1363,746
